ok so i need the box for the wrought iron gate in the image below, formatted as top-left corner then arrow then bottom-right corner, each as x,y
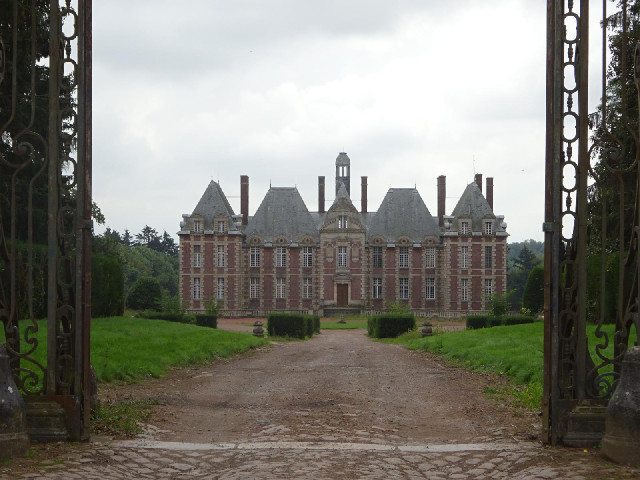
0,0 -> 92,440
545,0 -> 640,445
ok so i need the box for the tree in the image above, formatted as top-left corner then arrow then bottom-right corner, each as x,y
513,245 -> 540,272
126,276 -> 162,311
588,1 -> 640,251
522,266 -> 544,314
135,225 -> 160,248
92,254 -> 125,317
160,231 -> 178,257
507,241 -> 543,310
122,229 -> 133,247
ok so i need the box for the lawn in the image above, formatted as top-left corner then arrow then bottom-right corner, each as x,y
2,316 -> 268,384
320,320 -> 368,330
399,322 -> 637,409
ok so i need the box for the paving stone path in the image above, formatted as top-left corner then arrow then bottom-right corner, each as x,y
2,438 -> 632,480
2,329 -> 638,479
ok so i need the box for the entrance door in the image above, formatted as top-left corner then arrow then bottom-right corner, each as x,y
336,284 -> 349,307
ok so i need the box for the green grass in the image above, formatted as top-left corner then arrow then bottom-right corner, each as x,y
2,316 -> 267,384
320,320 -> 368,329
92,398 -> 160,437
399,322 -> 637,410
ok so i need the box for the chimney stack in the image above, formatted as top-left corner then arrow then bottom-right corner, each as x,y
437,175 -> 446,228
361,176 -> 368,214
240,175 -> 249,225
475,173 -> 483,193
318,176 -> 325,213
486,177 -> 494,210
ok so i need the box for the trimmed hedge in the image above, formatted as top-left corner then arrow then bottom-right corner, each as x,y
503,315 -> 536,326
139,311 -> 195,324
466,314 -> 536,329
195,314 -> 217,328
267,312 -> 319,339
488,317 -> 503,328
367,314 -> 415,338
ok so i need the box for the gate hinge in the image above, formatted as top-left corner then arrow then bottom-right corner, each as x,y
542,222 -> 554,233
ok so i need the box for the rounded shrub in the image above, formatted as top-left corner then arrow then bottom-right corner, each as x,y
126,276 -> 162,310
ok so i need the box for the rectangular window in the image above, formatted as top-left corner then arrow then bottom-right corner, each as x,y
485,246 -> 493,268
303,277 -> 313,299
461,278 -> 469,301
193,277 -> 201,300
425,277 -> 435,300
193,245 -> 201,267
217,278 -> 225,300
217,220 -> 226,233
484,221 -> 493,235
484,279 -> 493,298
276,247 -> 287,267
217,245 -> 226,267
461,245 -> 469,269
193,220 -> 202,233
426,247 -> 436,268
373,278 -> 383,299
399,278 -> 409,300
250,277 -> 259,299
460,221 -> 470,235
276,277 -> 286,299
338,246 -> 348,267
399,247 -> 409,268
303,247 -> 313,267
372,247 -> 383,268
250,247 -> 260,267
338,215 -> 348,229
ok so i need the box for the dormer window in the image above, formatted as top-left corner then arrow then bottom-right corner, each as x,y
484,221 -> 493,235
217,220 -> 226,233
338,215 -> 348,229
460,221 -> 470,235
193,220 -> 202,233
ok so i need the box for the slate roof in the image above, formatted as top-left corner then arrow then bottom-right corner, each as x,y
190,181 -> 236,231
367,188 -> 440,242
244,187 -> 319,242
450,182 -> 500,232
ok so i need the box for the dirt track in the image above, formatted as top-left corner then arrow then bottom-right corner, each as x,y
102,328 -> 539,445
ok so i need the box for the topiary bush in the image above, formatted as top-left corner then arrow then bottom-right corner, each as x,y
466,315 -> 490,329
367,314 -> 415,338
267,312 -> 317,339
127,276 -> 162,310
195,314 -> 217,328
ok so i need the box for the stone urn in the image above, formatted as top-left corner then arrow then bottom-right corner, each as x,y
253,321 -> 265,338
602,346 -> 640,466
420,320 -> 433,338
0,344 -> 30,460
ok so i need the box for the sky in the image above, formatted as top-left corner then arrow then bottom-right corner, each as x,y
90,0 -> 602,243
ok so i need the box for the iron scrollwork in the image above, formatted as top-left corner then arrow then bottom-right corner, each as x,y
547,0 -> 640,443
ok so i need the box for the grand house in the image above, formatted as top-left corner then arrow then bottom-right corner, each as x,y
178,153 -> 508,316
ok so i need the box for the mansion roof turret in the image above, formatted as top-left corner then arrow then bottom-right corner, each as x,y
450,181 -> 505,234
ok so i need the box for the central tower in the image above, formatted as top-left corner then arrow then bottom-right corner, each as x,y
335,152 -> 351,196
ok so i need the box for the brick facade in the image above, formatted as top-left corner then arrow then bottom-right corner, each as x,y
178,153 -> 508,316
